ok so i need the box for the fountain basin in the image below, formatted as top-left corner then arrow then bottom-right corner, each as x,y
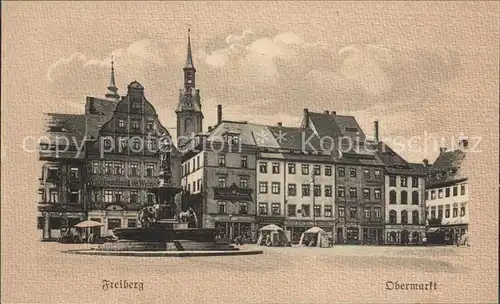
112,227 -> 216,243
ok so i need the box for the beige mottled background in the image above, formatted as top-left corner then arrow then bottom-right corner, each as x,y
1,1 -> 499,303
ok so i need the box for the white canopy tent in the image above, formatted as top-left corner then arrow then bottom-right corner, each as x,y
299,227 -> 331,247
257,224 -> 290,247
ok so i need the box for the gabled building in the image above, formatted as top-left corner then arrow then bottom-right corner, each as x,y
303,110 -> 386,244
425,139 -> 469,243
374,124 -> 427,244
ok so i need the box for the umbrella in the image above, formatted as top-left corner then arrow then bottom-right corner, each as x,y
74,220 -> 104,228
259,224 -> 283,232
304,227 -> 326,234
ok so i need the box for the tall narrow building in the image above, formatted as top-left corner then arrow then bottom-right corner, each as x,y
176,29 -> 204,148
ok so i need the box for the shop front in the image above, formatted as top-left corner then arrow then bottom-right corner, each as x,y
284,219 -> 314,244
385,224 -> 426,244
361,225 -> 384,245
212,214 -> 255,242
88,204 -> 139,236
37,211 -> 85,240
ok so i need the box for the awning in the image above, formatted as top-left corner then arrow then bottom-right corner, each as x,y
427,227 -> 440,233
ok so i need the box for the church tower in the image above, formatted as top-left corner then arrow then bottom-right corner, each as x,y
176,29 -> 204,148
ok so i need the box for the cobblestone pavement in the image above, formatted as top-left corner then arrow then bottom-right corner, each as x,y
3,242 -> 484,304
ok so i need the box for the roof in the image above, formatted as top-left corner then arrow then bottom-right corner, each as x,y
42,113 -> 87,145
426,149 -> 467,188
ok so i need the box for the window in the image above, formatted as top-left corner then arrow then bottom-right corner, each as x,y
118,119 -> 125,128
193,158 -> 196,170
438,189 -> 443,198
91,190 -> 99,204
445,188 -> 450,197
288,184 -> 296,196
187,163 -> 190,174
431,208 -> 436,219
301,164 -> 309,175
48,189 -> 58,203
259,182 -> 268,193
425,191 -> 429,200
103,138 -> 112,150
69,191 -> 79,204
314,205 -> 321,217
302,205 -> 310,217
92,161 -> 100,174
192,181 -> 196,192
259,203 -> 268,215
453,207 -> 458,217
271,203 -> 281,215
350,168 -> 357,178
132,99 -> 141,109
363,169 -> 370,179
389,190 -> 396,204
313,165 -> 321,176
412,211 -> 419,225
363,188 -> 370,199
218,177 -> 227,188
325,165 -> 332,176
147,138 -> 156,151
144,163 -> 154,177
338,206 -> 345,218
287,204 -> 296,216
460,206 -> 466,217
401,210 -> 408,224
389,175 -> 396,187
314,185 -> 321,197
129,163 -> 139,176
118,137 -> 128,151
401,191 -> 408,205
431,190 -> 436,200
374,169 -> 381,179
337,187 -> 345,198
196,156 -> 201,169
288,163 -> 296,174
132,138 -> 141,150
260,162 -> 267,173
324,205 -> 332,217
218,154 -> 226,167
349,187 -> 357,199
364,208 -> 371,219
130,190 -> 138,204
374,207 -> 381,219
107,219 -> 121,230
426,207 -> 429,219
271,182 -> 280,194
349,207 -> 357,219
272,163 -> 280,174
218,201 -> 226,214
127,219 -> 136,228
239,177 -> 248,189
197,179 -> 202,192
147,120 -> 154,130
401,176 -> 407,187
131,120 -> 139,130
412,191 -> 419,205
445,205 -> 450,218
453,186 -> 458,196
438,207 -> 443,219
105,162 -> 113,175
104,190 -> 113,203
374,188 -> 381,199
239,202 -> 248,214
241,156 -> 248,168
147,192 -> 154,204
338,167 -> 345,177
460,184 -> 466,195
69,167 -> 79,180
389,210 -> 397,224
111,162 -> 122,176
412,177 -> 418,188
325,185 -> 332,197
302,184 -> 310,196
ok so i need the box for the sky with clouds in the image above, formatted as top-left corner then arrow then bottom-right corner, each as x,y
3,1 -> 499,163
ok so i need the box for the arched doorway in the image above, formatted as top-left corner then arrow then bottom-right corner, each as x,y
401,230 -> 410,245
389,231 -> 397,243
411,231 -> 420,244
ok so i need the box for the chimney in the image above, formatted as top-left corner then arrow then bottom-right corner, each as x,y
303,108 -> 309,128
439,147 -> 447,155
277,122 -> 282,127
217,104 -> 222,125
208,126 -> 212,132
374,121 -> 379,143
323,110 -> 329,114
331,111 -> 336,116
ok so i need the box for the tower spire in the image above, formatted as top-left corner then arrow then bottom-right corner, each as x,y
184,29 -> 195,70
105,56 -> 120,101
